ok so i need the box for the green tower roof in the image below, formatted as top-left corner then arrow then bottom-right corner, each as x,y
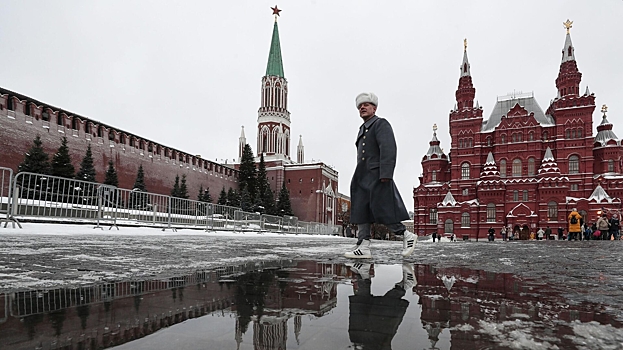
265,21 -> 284,77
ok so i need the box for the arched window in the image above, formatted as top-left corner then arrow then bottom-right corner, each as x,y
501,134 -> 506,144
461,212 -> 470,228
500,159 -> 507,178
459,139 -> 464,148
431,170 -> 437,182
513,190 -> 518,202
608,159 -> 615,173
578,128 -> 583,138
528,158 -> 535,176
487,203 -> 495,222
566,129 -> 571,139
547,201 -> 558,221
429,208 -> 438,224
512,134 -> 517,142
571,129 -> 576,139
569,155 -> 579,174
444,219 -> 454,233
487,137 -> 492,146
543,131 -> 549,141
529,132 -> 534,141
523,190 -> 528,201
518,133 -> 523,142
512,159 -> 522,177
461,163 -> 470,180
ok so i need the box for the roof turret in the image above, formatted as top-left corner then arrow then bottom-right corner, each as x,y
538,147 -> 561,177
588,185 -> 613,203
595,104 -> 619,147
480,152 -> 500,180
460,39 -> 471,77
424,124 -> 447,160
441,191 -> 457,206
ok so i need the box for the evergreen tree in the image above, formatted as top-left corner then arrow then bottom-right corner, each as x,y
104,160 -> 119,187
18,135 -> 50,174
197,184 -> 204,202
51,136 -> 75,178
76,144 -> 96,182
276,181 -> 293,216
217,187 -> 227,205
130,164 -> 148,209
171,174 -> 180,197
239,186 -> 252,212
133,164 -> 146,191
227,187 -> 240,207
255,153 -> 275,214
203,186 -> 212,203
238,144 -> 257,202
179,174 -> 189,199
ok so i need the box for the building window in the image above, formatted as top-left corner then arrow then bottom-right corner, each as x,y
461,162 -> 470,180
528,158 -> 535,176
429,208 -> 438,224
608,159 -> 614,173
512,159 -> 522,177
487,137 -> 492,146
513,190 -> 518,202
571,184 -> 578,191
543,131 -> 549,141
461,212 -> 470,228
529,132 -> 534,141
459,139 -> 464,148
311,178 -> 314,183
578,129 -> 583,138
518,133 -> 523,142
547,201 -> 558,221
501,134 -> 506,143
431,170 -> 437,182
566,129 -> 570,139
444,219 -> 454,233
512,134 -> 516,143
523,190 -> 528,201
569,155 -> 579,174
487,203 -> 495,223
299,178 -> 302,183
462,188 -> 468,196
500,159 -> 507,178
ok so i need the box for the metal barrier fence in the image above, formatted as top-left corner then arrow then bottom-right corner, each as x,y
7,171 -> 340,234
0,167 -> 20,228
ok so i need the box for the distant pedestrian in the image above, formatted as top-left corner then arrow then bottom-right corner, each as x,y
568,208 -> 582,241
537,228 -> 544,241
609,214 -> 620,240
557,227 -> 564,240
545,226 -> 552,240
488,227 -> 495,242
501,227 -> 507,241
597,214 -> 610,241
432,231 -> 437,242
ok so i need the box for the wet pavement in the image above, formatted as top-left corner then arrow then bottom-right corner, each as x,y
1,228 -> 623,349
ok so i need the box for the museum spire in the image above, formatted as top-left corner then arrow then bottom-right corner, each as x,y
266,6 -> 285,78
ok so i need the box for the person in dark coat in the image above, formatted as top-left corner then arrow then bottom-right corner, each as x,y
545,226 -> 552,240
487,227 -> 495,241
345,93 -> 416,259
348,263 -> 413,350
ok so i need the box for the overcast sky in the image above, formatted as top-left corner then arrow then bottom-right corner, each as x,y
1,1 -> 621,210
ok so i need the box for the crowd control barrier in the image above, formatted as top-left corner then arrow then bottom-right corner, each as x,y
0,167 -> 20,228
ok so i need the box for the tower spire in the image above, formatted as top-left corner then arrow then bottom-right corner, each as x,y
266,6 -> 284,77
555,19 -> 581,98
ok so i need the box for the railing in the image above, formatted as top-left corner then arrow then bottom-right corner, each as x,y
0,167 -> 20,228
3,171 -> 340,234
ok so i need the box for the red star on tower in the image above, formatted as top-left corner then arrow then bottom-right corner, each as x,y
271,5 -> 281,16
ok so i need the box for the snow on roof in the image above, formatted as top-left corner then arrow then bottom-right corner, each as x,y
440,191 -> 457,206
587,185 -> 613,203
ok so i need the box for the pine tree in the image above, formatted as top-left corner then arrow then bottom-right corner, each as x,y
239,186 -> 252,212
179,174 -> 189,199
197,184 -> 204,202
76,144 -> 96,182
104,160 -> 119,187
217,187 -> 227,205
227,187 -> 240,207
255,153 -> 275,214
18,135 -> 51,174
51,136 -> 75,178
238,144 -> 257,202
203,187 -> 212,203
171,175 -> 180,197
276,181 -> 293,216
133,164 -> 146,191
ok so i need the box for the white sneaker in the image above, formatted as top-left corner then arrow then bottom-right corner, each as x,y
344,240 -> 372,259
347,262 -> 371,280
402,230 -> 417,257
400,263 -> 417,291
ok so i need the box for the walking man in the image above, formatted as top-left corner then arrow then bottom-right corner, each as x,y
345,92 -> 416,259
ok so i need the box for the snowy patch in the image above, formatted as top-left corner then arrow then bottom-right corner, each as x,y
477,319 -> 559,349
566,321 -> 623,349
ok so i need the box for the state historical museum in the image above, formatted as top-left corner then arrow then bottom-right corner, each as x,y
413,21 -> 622,240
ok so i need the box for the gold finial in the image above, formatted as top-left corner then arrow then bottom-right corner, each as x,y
602,104 -> 608,114
563,19 -> 573,34
463,38 -> 467,51
433,124 -> 438,133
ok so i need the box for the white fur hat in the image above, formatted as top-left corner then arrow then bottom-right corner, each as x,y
356,92 -> 378,108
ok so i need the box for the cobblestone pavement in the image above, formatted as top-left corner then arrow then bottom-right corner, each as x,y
1,229 -> 622,312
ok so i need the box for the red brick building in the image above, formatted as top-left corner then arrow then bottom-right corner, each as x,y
414,23 -> 622,239
0,88 -> 238,199
236,16 -> 340,224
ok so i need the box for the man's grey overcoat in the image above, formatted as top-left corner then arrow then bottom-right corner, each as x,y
350,115 -> 410,225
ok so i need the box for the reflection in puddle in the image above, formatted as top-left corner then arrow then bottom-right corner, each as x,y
0,261 -> 621,349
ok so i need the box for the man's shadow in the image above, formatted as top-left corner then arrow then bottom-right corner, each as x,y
348,263 -> 415,350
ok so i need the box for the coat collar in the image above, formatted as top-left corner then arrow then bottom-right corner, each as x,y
356,115 -> 379,143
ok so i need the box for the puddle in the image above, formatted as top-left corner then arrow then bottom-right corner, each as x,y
1,261 -> 622,349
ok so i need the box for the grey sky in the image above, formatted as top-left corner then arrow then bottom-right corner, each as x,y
1,1 -> 621,210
